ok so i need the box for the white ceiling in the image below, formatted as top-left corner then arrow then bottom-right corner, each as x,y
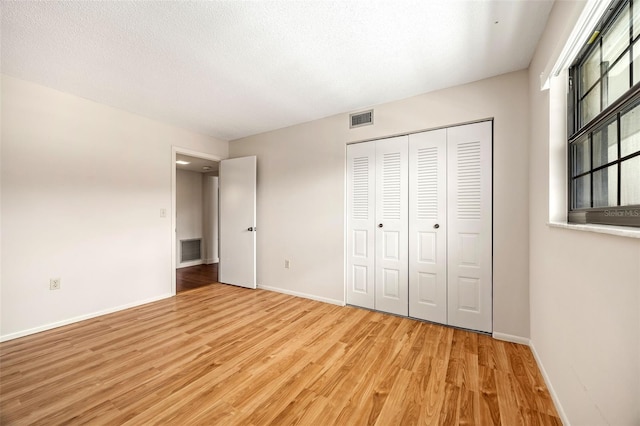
176,154 -> 219,174
1,1 -> 554,141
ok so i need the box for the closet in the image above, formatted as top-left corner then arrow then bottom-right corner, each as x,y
346,121 -> 492,333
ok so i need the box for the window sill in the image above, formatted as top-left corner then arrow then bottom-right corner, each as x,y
547,221 -> 640,239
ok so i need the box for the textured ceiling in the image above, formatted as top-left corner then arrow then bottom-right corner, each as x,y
1,1 -> 554,141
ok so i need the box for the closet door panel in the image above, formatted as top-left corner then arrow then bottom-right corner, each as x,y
346,142 -> 376,309
375,136 -> 409,316
447,122 -> 493,333
408,129 -> 447,323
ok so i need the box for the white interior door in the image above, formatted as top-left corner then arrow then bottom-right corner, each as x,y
375,136 -> 408,316
346,142 -> 376,309
447,122 -> 492,332
408,129 -> 448,323
219,156 -> 257,289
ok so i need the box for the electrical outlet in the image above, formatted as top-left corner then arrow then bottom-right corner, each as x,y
284,259 -> 290,269
160,208 -> 167,218
50,278 -> 61,290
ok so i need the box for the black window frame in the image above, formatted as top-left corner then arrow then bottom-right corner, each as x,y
568,0 -> 640,227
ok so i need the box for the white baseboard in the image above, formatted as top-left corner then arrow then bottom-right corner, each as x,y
492,331 -> 530,345
177,259 -> 203,269
257,284 -> 345,307
205,258 -> 219,265
529,341 -> 570,425
0,293 -> 173,342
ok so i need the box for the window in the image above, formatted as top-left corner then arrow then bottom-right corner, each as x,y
568,0 -> 640,227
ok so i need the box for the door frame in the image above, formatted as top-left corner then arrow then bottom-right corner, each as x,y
171,146 -> 224,296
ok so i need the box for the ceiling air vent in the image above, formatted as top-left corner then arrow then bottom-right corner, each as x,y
350,110 -> 374,129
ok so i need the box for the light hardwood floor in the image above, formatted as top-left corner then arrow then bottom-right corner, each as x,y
0,284 -> 561,425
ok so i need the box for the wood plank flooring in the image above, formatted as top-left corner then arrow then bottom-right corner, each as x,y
0,284 -> 561,425
176,263 -> 218,293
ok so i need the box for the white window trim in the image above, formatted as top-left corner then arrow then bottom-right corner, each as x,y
540,0 -> 612,90
547,221 -> 640,238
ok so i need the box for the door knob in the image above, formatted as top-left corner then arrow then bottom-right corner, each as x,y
378,223 -> 383,228
248,227 -> 253,231
434,224 -> 440,229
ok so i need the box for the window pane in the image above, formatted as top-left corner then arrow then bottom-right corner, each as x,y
593,165 -> 618,207
573,175 -> 591,209
634,0 -> 640,39
633,39 -> 640,85
580,45 -> 601,97
581,83 -> 601,126
603,5 -> 630,64
621,156 -> 640,205
621,102 -> 640,156
605,53 -> 630,107
572,135 -> 591,176
593,120 -> 618,168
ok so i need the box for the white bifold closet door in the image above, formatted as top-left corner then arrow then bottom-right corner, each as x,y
408,122 -> 492,332
446,122 -> 492,333
346,142 -> 376,309
374,136 -> 408,316
347,121 -> 491,333
408,129 -> 448,324
346,136 -> 408,316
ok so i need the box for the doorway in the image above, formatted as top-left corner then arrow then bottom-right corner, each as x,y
171,147 -> 223,294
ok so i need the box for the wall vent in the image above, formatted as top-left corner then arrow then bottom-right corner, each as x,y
180,238 -> 202,263
350,110 -> 374,128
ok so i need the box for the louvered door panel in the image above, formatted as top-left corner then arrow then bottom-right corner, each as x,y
375,136 -> 408,316
447,122 -> 492,333
346,142 -> 375,309
408,129 -> 447,323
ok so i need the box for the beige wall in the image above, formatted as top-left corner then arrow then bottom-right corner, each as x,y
529,1 -> 640,424
1,75 -> 228,339
176,169 -> 204,266
3,5 -> 638,420
230,69 -> 531,338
